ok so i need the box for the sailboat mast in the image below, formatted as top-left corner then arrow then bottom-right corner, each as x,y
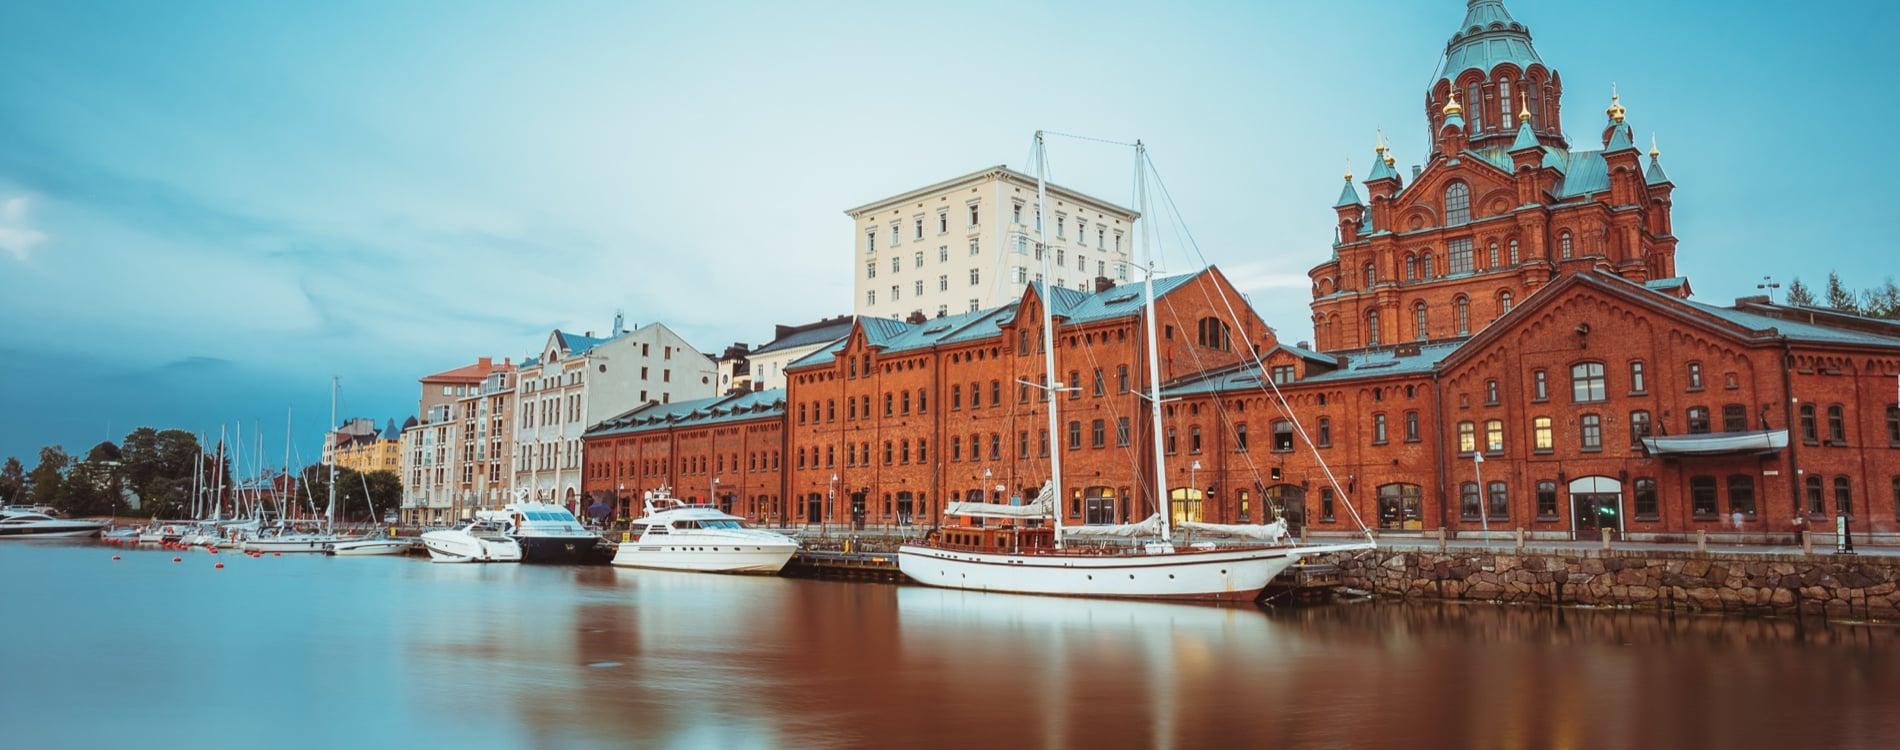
283,407 -> 292,522
1032,132 -> 1066,545
326,376 -> 338,530
1136,141 -> 1172,541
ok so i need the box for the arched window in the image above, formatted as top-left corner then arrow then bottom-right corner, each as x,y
1529,81 -> 1544,125
1413,302 -> 1429,341
1559,231 -> 1574,259
1363,262 -> 1376,288
1498,77 -> 1512,124
1466,82 -> 1482,131
1454,296 -> 1470,335
1827,404 -> 1847,443
1196,317 -> 1231,351
1405,254 -> 1418,281
1366,310 -> 1381,346
1421,251 -> 1435,280
1498,291 -> 1514,316
1508,239 -> 1520,265
1487,241 -> 1499,268
1444,181 -> 1471,225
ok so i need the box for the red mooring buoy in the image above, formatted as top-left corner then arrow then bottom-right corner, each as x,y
111,555 -> 121,561
272,552 -> 281,557
172,556 -> 182,563
215,562 -> 225,569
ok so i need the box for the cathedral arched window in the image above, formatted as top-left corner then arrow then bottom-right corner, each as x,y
1366,310 -> 1381,347
1508,239 -> 1520,265
1363,263 -> 1376,288
1454,296 -> 1470,335
1498,290 -> 1514,317
1444,181 -> 1471,225
1559,231 -> 1574,259
1488,241 -> 1500,268
1466,82 -> 1483,131
1421,251 -> 1435,280
1498,77 -> 1513,124
1405,254 -> 1417,281
1528,81 -> 1543,126
1413,302 -> 1429,341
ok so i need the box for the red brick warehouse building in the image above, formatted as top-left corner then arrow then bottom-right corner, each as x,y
581,0 -> 1900,540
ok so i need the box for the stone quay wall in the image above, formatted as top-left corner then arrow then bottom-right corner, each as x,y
1319,548 -> 1900,621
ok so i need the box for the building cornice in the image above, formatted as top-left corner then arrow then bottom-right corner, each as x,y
844,164 -> 1139,220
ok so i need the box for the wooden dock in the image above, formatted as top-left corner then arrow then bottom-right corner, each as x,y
1260,562 -> 1344,603
783,549 -> 905,583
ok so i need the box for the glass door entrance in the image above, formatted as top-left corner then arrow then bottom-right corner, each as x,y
1572,492 -> 1622,540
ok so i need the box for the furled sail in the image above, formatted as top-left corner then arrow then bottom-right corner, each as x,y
947,480 -> 1055,519
1178,518 -> 1290,544
1062,513 -> 1166,538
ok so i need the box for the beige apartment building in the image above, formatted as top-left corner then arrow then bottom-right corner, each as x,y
847,165 -> 1138,320
399,357 -> 515,524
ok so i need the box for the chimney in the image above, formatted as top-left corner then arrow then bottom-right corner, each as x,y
905,310 -> 928,324
584,330 -> 594,338
613,310 -> 625,334
478,356 -> 492,368
1297,341 -> 1311,350
1093,276 -> 1116,293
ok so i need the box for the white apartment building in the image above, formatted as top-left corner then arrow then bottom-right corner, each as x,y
745,315 -> 855,391
514,320 -> 716,504
847,165 -> 1139,320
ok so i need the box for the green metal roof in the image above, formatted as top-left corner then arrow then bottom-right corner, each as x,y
1335,178 -> 1362,208
1436,0 -> 1545,84
1645,155 -> 1671,185
1511,119 -> 1540,151
1605,121 -> 1635,153
585,388 -> 786,437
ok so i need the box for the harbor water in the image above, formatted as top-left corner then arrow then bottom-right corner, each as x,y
3,541 -> 1897,749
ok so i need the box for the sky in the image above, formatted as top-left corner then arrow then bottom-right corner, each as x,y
1,0 -> 1894,467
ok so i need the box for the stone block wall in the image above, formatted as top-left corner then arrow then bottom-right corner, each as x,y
1322,548 -> 1900,621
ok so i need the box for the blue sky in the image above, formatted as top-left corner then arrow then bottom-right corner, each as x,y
1,0 -> 1893,466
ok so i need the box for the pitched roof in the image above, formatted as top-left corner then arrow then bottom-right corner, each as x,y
585,388 -> 787,438
1684,301 -> 1900,348
750,317 -> 857,356
421,358 -> 508,383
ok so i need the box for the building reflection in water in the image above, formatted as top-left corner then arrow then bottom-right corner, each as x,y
400,568 -> 1900,749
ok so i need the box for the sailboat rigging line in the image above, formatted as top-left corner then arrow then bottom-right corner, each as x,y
1140,151 -> 1377,544
1041,130 -> 1139,148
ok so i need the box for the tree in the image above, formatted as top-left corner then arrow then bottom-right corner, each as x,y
1785,277 -> 1815,307
86,440 -> 122,463
1825,271 -> 1859,312
27,445 -> 69,510
298,465 -> 399,523
0,457 -> 23,504
1861,277 -> 1900,320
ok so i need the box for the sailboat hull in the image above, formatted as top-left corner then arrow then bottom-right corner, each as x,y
896,543 -> 1363,602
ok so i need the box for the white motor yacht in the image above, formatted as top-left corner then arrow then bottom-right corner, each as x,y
421,520 -> 522,563
611,488 -> 798,574
329,535 -> 416,556
0,511 -> 106,539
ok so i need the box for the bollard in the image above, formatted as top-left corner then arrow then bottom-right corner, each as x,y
1802,530 -> 1813,556
1696,529 -> 1708,554
1436,527 -> 1447,553
1599,527 -> 1612,552
1514,527 -> 1526,553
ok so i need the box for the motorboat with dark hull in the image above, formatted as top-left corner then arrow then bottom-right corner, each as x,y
478,502 -> 612,565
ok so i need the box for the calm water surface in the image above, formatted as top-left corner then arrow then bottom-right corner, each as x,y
3,542 -> 1896,749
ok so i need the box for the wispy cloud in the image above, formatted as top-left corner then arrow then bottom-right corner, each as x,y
0,195 -> 48,261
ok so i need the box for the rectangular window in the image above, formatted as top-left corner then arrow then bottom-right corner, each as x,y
1723,404 -> 1749,433
1488,481 -> 1508,520
1117,365 -> 1130,393
1457,421 -> 1476,454
1727,474 -> 1756,517
866,262 -> 876,279
1116,417 -> 1130,447
1630,410 -> 1652,448
1271,365 -> 1296,384
1633,478 -> 1659,519
1190,426 -> 1203,453
1317,417 -> 1332,447
1535,480 -> 1557,520
969,269 -> 981,286
1372,413 -> 1388,445
1690,476 -> 1718,518
1887,405 -> 1900,445
1447,238 -> 1473,274
1571,362 -> 1606,403
1629,360 -> 1647,393
1532,416 -> 1553,452
1067,421 -> 1082,450
1090,419 -> 1106,448
1580,413 -> 1602,451
1460,482 -> 1481,521
1687,407 -> 1711,434
1404,411 -> 1420,442
1484,419 -> 1504,453
1321,488 -> 1336,522
891,256 -> 900,273
1532,370 -> 1548,401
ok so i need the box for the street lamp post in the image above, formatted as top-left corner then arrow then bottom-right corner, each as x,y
827,473 -> 837,537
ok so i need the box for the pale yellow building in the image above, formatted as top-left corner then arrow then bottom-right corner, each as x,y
331,435 -> 401,475
846,165 -> 1138,321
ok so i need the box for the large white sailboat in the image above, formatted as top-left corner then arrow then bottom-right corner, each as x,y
897,134 -> 1374,602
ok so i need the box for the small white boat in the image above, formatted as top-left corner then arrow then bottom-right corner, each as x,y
478,500 -> 609,564
611,488 -> 798,574
0,511 -> 106,539
421,521 -> 522,563
329,536 -> 416,556
137,522 -> 191,544
243,530 -> 348,554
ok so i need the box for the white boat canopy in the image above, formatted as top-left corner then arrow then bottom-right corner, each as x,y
1061,513 -> 1166,538
946,481 -> 1055,519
